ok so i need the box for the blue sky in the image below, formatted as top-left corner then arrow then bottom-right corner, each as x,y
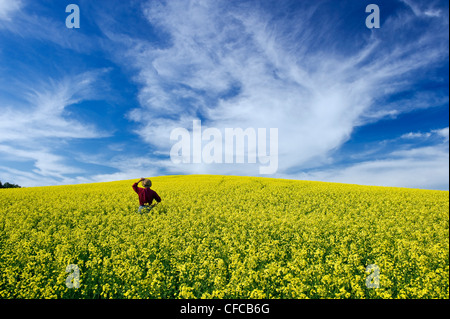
0,0 -> 448,190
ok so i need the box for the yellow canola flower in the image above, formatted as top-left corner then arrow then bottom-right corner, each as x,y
0,175 -> 448,299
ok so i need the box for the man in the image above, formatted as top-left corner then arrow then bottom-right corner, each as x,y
132,177 -> 162,213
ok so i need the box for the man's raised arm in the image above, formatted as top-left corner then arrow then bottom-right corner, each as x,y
132,178 -> 145,193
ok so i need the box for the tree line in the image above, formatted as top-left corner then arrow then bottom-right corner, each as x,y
0,181 -> 21,189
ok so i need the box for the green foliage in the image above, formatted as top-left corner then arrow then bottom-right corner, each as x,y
0,180 -> 21,189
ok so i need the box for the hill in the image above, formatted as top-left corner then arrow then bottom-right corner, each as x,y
0,175 -> 448,298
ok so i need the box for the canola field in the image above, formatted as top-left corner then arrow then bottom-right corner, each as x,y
0,175 -> 448,299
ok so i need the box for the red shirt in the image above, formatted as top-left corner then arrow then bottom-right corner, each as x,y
132,182 -> 162,206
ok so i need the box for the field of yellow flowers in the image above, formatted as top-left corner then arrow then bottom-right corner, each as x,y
0,175 -> 448,299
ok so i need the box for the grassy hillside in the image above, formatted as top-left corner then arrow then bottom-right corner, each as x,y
0,175 -> 448,298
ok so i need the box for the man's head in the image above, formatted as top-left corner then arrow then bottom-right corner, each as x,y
142,179 -> 152,188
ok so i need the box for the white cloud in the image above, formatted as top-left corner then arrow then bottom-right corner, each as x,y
424,9 -> 442,17
0,0 -> 21,21
0,70 -> 110,143
0,70 -> 112,186
86,159 -> 163,184
433,127 -> 449,141
400,0 -> 443,18
401,127 -> 449,141
292,143 -> 449,190
0,166 -> 43,187
112,0 -> 447,179
401,132 -> 432,139
292,125 -> 450,190
0,144 -> 83,178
